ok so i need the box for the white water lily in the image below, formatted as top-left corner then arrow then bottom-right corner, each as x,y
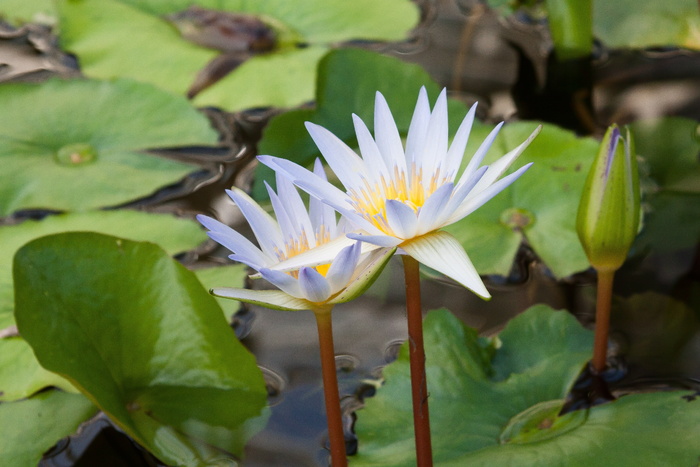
259,87 -> 540,299
197,161 -> 395,311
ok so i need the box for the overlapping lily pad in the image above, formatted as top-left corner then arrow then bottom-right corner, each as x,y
1,390 -> 98,467
14,232 -> 269,465
0,78 -> 218,216
193,263 -> 249,321
352,306 -> 700,466
0,210 -> 207,402
56,0 -> 419,111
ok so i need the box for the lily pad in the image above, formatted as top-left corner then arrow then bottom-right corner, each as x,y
0,0 -> 55,25
1,390 -> 98,467
352,306 -> 700,466
14,232 -> 269,465
445,122 -> 599,278
593,0 -> 700,51
0,78 -> 218,216
193,263 -> 249,321
56,0 -> 419,111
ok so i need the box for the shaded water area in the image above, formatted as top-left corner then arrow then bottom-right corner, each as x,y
2,0 -> 700,465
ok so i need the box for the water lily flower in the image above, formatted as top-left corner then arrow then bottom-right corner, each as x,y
196,161 -> 395,311
259,87 -> 540,298
577,124 -> 640,272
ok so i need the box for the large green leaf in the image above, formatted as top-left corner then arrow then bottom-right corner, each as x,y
0,78 -> 218,215
14,232 -> 268,465
0,0 -> 55,25
352,306 -> 700,466
56,0 -> 419,111
352,306 -> 593,465
593,0 -> 700,50
193,263 -> 249,321
445,122 -> 599,278
1,390 -> 98,467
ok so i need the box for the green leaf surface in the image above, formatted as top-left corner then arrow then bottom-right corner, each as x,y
14,232 -> 268,465
1,390 -> 98,467
57,0 -> 419,111
0,78 -> 218,215
255,48 -> 469,198
0,0 -> 55,25
193,264 -> 249,321
445,122 -> 599,278
352,305 -> 593,465
593,0 -> 700,50
353,306 -> 700,466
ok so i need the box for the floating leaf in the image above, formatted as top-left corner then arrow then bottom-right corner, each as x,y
56,0 -> 419,111
193,263 -> 249,321
14,233 -> 268,465
0,78 -> 218,216
353,306 -> 700,466
0,0 -> 55,25
593,0 -> 700,50
1,390 -> 98,467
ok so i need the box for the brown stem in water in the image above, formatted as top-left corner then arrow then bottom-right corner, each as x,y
592,269 -> 615,373
313,307 -> 347,467
402,255 -> 433,467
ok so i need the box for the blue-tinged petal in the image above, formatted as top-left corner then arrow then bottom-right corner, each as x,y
444,102 -> 477,177
226,188 -> 283,258
269,235 -> 363,271
416,182 -> 454,234
325,241 -> 362,293
419,88 -> 448,181
469,125 -> 541,194
259,268 -> 302,297
211,287 -> 309,311
353,114 -> 390,184
460,121 -> 504,182
401,230 -> 490,299
374,91 -> 408,175
266,181 -> 297,246
347,232 -> 403,247
385,199 -> 419,239
329,246 -> 396,304
305,122 -> 366,189
309,159 -> 339,239
227,254 -> 262,270
275,173 -> 314,244
196,214 -> 270,266
447,162 -> 533,224
443,165 -> 488,218
298,267 -> 332,302
404,86 -> 431,166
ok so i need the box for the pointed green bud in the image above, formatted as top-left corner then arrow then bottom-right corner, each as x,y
577,125 -> 640,272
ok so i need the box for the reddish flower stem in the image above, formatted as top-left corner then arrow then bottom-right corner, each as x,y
402,255 -> 433,467
313,308 -> 348,467
592,269 -> 615,373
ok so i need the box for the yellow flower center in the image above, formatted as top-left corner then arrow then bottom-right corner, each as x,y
274,227 -> 332,277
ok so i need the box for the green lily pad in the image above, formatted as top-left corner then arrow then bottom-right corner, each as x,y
0,0 -> 55,25
352,306 -> 700,466
254,47 -> 472,199
593,0 -> 700,50
1,390 -> 98,467
352,305 -> 593,465
0,78 -> 218,216
14,232 -> 268,465
445,122 -> 599,278
193,264 -> 249,321
56,0 -> 419,111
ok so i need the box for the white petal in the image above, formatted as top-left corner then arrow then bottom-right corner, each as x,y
447,163 -> 533,225
259,268 -> 302,297
419,88 -> 448,181
211,287 -> 309,311
444,102 -> 477,177
401,230 -> 490,299
404,87 -> 431,165
266,181 -> 297,246
385,199 -> 419,239
444,165 -> 488,218
460,121 -> 504,182
374,91 -> 407,175
269,235 -> 361,271
226,188 -> 283,258
416,182 -> 454,234
325,241 -> 362,293
197,214 -> 270,267
346,232 -> 403,247
309,159 -> 338,238
329,246 -> 396,304
305,122 -> 366,189
298,267 -> 332,302
227,253 -> 263,270
353,114 -> 389,184
275,173 -> 315,243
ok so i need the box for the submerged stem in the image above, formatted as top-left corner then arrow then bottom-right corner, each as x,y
592,269 -> 615,373
313,307 -> 347,467
401,255 -> 433,467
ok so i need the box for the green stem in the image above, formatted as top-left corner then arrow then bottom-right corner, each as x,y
313,307 -> 347,467
402,255 -> 433,467
592,269 -> 615,373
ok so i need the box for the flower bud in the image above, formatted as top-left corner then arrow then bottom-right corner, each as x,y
577,125 -> 640,272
